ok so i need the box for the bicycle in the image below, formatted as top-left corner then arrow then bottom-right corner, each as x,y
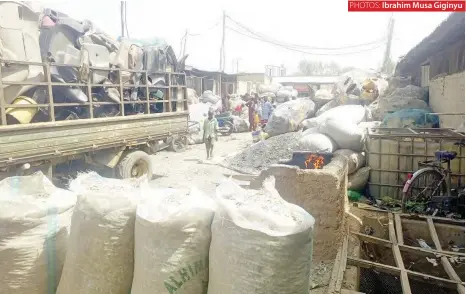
401,141 -> 465,217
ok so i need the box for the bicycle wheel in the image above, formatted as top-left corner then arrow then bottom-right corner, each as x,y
401,169 -> 447,213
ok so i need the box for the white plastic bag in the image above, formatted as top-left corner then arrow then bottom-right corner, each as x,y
334,149 -> 366,174
319,119 -> 365,152
298,133 -> 336,153
0,172 -> 76,294
265,99 -> 316,136
315,105 -> 366,124
131,188 -> 215,294
208,177 -> 314,294
57,173 -> 146,294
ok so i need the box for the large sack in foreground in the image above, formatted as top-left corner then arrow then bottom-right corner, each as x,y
57,173 -> 146,294
319,119 -> 365,152
298,133 -> 336,152
208,177 -> 314,294
265,99 -> 316,136
315,105 -> 367,124
334,149 -> 366,174
0,172 -> 76,294
348,167 -> 371,191
131,188 -> 214,294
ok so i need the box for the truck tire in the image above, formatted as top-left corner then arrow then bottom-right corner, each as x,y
168,135 -> 187,152
116,150 -> 153,179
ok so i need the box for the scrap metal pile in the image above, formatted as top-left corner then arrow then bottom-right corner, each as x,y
1,2 -> 187,124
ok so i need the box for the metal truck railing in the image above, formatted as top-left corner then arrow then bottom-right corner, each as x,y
0,59 -> 188,125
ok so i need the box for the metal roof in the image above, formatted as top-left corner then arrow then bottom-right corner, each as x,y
272,76 -> 338,84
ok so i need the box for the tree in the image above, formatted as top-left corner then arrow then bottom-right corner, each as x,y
298,60 -> 342,76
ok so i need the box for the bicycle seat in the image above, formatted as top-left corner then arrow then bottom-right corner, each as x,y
435,150 -> 457,161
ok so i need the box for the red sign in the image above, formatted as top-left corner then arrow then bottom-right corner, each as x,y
348,1 -> 466,11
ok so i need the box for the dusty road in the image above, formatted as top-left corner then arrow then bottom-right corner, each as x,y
149,132 -> 252,195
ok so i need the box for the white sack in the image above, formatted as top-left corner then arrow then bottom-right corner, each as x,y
299,117 -> 319,130
302,127 -> 320,137
348,167 -> 371,191
232,115 -> 250,133
315,99 -> 339,117
201,90 -> 220,104
357,121 -> 381,133
276,89 -> 292,98
187,88 -> 199,105
315,105 -> 367,124
0,172 -> 76,294
265,99 -> 316,136
334,149 -> 366,174
319,119 -> 365,152
259,83 -> 281,94
368,96 -> 430,121
57,173 -> 146,294
298,133 -> 336,152
131,188 -> 214,294
208,177 -> 314,294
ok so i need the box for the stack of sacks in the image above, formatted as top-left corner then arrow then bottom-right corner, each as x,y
297,105 -> 369,154
334,149 -> 370,191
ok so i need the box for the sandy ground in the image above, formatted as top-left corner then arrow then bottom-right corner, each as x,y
149,132 -> 252,195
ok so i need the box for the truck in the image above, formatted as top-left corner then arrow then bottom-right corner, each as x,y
0,59 -> 189,181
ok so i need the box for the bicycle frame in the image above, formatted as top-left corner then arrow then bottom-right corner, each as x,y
403,166 -> 450,197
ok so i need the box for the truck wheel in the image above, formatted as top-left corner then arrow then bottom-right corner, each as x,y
116,150 -> 153,179
169,135 -> 187,152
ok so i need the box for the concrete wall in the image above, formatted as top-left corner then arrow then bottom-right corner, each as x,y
250,155 -> 349,262
429,71 -> 465,129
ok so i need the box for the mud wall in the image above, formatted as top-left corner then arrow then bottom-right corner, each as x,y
251,155 -> 349,262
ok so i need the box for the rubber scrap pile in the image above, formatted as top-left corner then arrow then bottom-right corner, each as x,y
0,172 -> 315,294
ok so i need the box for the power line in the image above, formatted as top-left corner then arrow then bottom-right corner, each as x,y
226,15 -> 387,51
226,25 -> 386,56
187,22 -> 220,36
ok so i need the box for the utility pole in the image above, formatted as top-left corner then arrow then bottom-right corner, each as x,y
382,16 -> 395,73
120,1 -> 125,38
219,10 -> 226,72
181,29 -> 188,57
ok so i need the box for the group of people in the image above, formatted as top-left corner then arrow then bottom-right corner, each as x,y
235,93 -> 273,131
202,92 -> 274,160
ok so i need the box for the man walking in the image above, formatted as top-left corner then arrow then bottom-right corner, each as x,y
203,109 -> 218,160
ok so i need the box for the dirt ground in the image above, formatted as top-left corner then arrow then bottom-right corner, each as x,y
149,132 -> 252,195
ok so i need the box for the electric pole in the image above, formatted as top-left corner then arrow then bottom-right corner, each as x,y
382,16 -> 395,73
182,29 -> 188,57
219,10 -> 226,72
120,1 -> 125,38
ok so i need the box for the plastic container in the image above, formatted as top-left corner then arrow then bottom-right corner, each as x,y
348,190 -> 362,202
5,96 -> 38,124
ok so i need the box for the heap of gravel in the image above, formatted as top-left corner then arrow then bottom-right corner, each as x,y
224,131 -> 303,174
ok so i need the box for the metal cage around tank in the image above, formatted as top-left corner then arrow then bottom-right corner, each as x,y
365,127 -> 465,200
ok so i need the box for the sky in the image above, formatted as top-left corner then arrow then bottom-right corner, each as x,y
39,0 -> 451,74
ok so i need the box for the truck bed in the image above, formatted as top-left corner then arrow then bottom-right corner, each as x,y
0,112 -> 188,168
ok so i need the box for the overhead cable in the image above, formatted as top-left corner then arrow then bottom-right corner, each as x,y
226,15 -> 387,51
226,26 -> 386,56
